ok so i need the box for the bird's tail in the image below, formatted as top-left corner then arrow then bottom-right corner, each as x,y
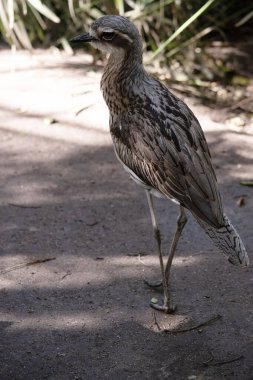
197,214 -> 249,266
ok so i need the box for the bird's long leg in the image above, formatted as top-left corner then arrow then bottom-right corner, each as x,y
145,190 -> 174,313
145,205 -> 187,287
164,205 -> 187,283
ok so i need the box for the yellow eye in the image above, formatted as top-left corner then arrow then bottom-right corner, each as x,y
102,31 -> 115,41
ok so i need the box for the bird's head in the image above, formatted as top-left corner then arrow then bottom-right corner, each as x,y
71,15 -> 142,59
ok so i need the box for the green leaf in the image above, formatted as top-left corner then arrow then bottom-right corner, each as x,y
240,181 -> 253,187
231,75 -> 249,86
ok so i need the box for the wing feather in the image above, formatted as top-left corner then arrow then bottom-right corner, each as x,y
110,86 -> 224,228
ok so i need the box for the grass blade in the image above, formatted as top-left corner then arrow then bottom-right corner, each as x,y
27,0 -> 60,23
7,0 -> 14,28
13,19 -> 33,49
236,10 -> 253,27
0,0 -> 21,47
150,0 -> 216,61
114,0 -> 124,16
68,0 -> 78,24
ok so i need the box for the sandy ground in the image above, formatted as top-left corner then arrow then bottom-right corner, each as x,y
0,49 -> 252,380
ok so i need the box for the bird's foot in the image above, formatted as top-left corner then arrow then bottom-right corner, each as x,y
150,298 -> 177,314
144,278 -> 162,288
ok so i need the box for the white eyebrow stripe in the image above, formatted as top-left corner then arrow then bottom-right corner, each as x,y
117,31 -> 133,43
100,27 -> 114,33
97,26 -> 114,35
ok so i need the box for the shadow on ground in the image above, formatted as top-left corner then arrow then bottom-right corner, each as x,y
0,120 -> 253,379
0,48 -> 253,379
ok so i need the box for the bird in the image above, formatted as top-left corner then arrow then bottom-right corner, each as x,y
71,15 -> 249,313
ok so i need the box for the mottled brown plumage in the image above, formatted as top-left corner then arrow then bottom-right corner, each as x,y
71,15 -> 249,313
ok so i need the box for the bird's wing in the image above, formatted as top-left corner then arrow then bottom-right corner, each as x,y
111,94 -> 224,228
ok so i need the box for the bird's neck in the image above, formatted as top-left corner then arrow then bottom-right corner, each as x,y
101,47 -> 147,112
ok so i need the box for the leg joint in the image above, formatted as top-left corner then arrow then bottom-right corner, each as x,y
154,227 -> 161,245
177,211 -> 187,229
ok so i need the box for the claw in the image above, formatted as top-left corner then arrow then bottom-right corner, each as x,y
144,278 -> 162,288
150,299 -> 177,314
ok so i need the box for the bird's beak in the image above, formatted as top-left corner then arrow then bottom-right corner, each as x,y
70,33 -> 94,43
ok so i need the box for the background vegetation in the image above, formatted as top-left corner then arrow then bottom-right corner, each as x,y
0,0 -> 252,113
1,2 -> 252,51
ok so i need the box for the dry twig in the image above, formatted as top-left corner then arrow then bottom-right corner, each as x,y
151,310 -> 162,331
163,314 -> 222,334
8,203 -> 41,209
0,257 -> 56,275
203,354 -> 244,366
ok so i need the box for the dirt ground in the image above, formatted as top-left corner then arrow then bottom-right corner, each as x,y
0,49 -> 252,380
